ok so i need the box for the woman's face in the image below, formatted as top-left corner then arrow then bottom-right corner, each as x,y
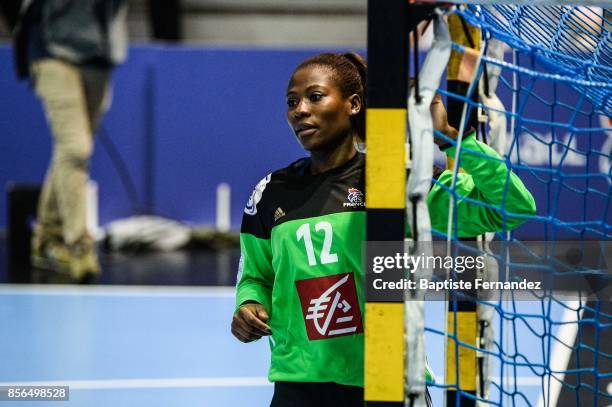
286,65 -> 357,153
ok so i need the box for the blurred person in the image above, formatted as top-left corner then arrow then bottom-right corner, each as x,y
13,0 -> 128,283
231,52 -> 535,406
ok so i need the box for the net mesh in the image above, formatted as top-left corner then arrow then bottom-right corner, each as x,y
459,5 -> 611,117
424,5 -> 611,406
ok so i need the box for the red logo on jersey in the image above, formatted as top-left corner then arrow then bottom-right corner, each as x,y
295,273 -> 363,340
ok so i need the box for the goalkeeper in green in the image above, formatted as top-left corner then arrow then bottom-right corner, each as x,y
231,52 -> 536,406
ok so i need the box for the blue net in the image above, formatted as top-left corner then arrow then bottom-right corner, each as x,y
423,5 -> 611,406
458,5 -> 612,117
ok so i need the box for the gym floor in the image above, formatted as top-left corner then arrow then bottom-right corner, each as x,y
0,239 -> 608,406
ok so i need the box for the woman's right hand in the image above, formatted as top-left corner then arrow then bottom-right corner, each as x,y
231,302 -> 272,343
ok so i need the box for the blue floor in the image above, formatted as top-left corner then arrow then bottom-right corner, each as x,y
0,285 -> 603,406
0,286 -> 272,406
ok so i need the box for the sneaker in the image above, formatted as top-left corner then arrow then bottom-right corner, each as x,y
31,238 -> 71,274
67,242 -> 101,284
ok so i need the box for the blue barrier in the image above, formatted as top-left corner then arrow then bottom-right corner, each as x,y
0,45 -> 608,240
0,45 -> 318,230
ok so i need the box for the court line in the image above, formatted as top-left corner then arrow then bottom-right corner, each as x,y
0,377 -> 271,390
0,284 -> 235,298
0,376 -> 549,390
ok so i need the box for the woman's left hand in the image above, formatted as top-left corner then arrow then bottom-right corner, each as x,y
430,93 -> 459,146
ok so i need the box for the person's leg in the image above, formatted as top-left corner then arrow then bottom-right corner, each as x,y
34,168 -> 61,240
325,382 -> 364,407
30,154 -> 69,265
80,66 -> 111,134
63,65 -> 111,279
323,383 -> 430,407
30,61 -> 77,271
30,61 -> 66,263
31,58 -> 98,280
30,166 -> 72,271
270,382 -> 320,407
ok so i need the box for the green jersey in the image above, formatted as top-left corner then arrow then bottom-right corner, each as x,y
427,134 -> 536,237
236,133 -> 535,387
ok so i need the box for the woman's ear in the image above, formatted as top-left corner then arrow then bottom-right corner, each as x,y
348,94 -> 362,116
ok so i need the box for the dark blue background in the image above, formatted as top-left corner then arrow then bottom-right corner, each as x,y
0,45 -> 315,230
0,45 -> 609,239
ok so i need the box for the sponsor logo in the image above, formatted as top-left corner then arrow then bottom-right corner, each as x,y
295,273 -> 363,340
244,174 -> 271,215
343,187 -> 365,208
274,207 -> 286,222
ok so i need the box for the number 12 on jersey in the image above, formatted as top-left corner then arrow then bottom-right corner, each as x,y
296,221 -> 338,266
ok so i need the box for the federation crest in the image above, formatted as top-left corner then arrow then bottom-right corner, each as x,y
344,187 -> 365,207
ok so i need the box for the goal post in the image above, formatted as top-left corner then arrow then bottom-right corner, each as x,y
365,0 -> 409,404
365,2 -> 611,407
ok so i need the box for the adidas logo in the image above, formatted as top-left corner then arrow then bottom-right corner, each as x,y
274,207 -> 286,222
